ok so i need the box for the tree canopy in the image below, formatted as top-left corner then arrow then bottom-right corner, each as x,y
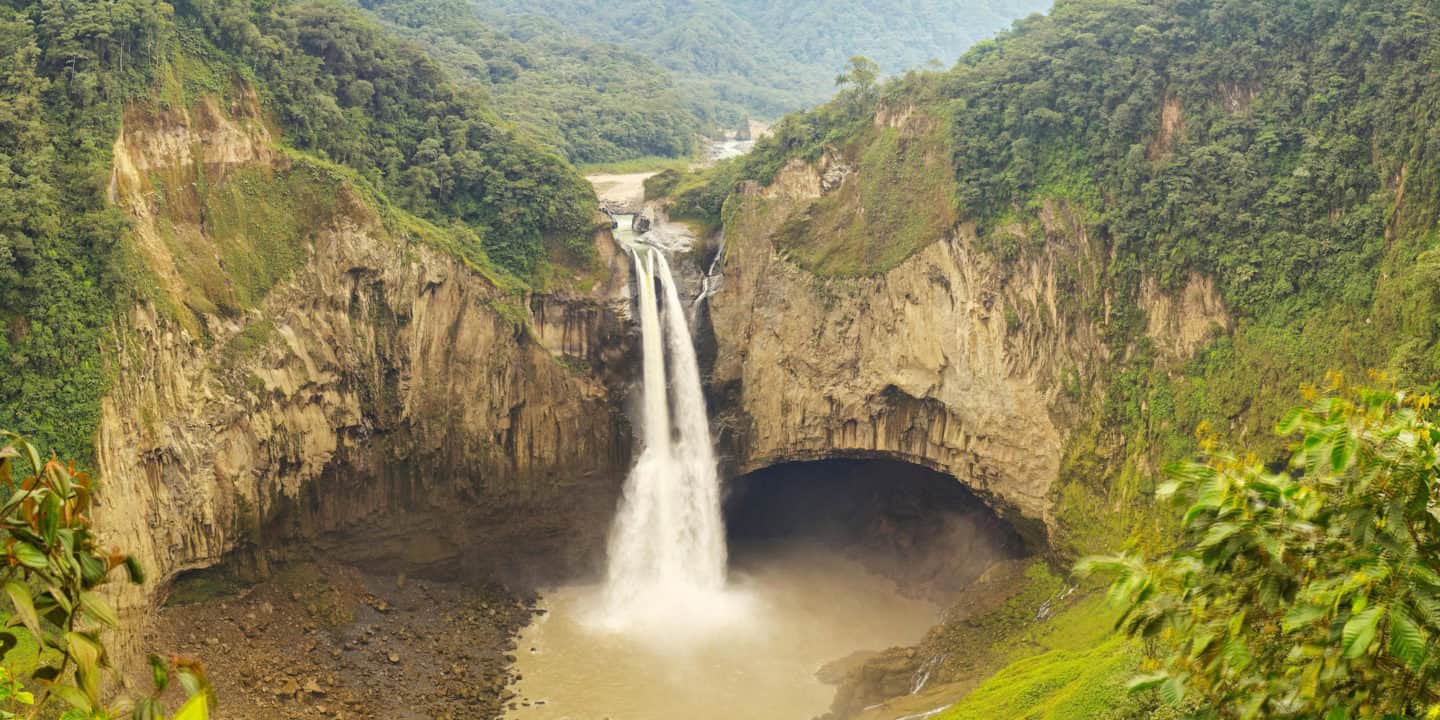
358,0 -> 700,164
0,0 -> 599,461
462,0 -> 1052,124
1083,381 -> 1440,718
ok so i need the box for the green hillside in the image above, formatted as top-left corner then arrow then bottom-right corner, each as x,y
465,0 -> 1054,124
0,0 -> 597,461
358,0 -> 701,164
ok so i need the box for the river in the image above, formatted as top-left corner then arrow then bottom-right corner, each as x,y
506,544 -> 939,720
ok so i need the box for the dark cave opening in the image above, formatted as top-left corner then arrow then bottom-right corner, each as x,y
723,458 -> 1030,600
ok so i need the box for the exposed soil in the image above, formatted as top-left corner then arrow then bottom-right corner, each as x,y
138,562 -> 542,720
586,172 -> 655,207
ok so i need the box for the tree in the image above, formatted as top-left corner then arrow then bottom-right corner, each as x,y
1080,378 -> 1440,718
0,432 -> 212,720
835,55 -> 879,99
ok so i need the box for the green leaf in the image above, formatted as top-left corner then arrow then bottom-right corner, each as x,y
64,632 -> 100,677
1388,605 -> 1427,671
1342,605 -> 1383,658
179,669 -> 202,698
38,493 -> 60,545
20,441 -> 41,481
79,591 -> 118,629
135,697 -> 165,720
76,553 -> 104,587
1126,672 -> 1169,693
43,584 -> 72,615
48,683 -> 91,713
123,555 -> 146,585
1330,434 -> 1356,472
1283,603 -> 1327,632
3,582 -> 43,650
65,632 -> 102,704
1222,638 -> 1252,670
172,691 -> 209,720
1199,521 -> 1241,548
12,543 -> 47,570
148,654 -> 170,693
1194,473 -> 1226,509
1277,407 -> 1307,435
1158,675 -> 1186,707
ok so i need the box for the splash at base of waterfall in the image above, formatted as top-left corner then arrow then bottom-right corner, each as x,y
508,545 -> 939,720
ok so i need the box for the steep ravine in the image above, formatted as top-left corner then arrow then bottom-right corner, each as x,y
94,93 -> 636,661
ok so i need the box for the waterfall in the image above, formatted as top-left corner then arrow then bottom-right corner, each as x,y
599,245 -> 730,631
694,233 -> 725,307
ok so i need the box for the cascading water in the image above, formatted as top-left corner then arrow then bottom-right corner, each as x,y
508,241 -> 946,719
598,244 -> 730,633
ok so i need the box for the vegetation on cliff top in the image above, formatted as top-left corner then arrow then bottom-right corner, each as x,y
0,0 -> 599,461
188,0 -> 597,274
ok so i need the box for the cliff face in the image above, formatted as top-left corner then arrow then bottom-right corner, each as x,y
96,91 -> 633,654
706,110 -> 1228,543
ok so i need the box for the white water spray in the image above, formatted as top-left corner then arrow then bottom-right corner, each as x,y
599,244 -> 731,633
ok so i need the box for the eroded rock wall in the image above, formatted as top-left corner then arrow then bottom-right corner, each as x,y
96,93 -> 633,657
707,131 -> 1226,542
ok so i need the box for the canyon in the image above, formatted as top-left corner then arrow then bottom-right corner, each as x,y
7,1 -> 1438,718
83,81 -> 1230,719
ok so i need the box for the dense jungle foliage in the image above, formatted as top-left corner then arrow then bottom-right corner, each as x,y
358,0 -> 700,164
464,0 -> 1052,125
1084,382 -> 1440,718
0,0 -> 597,463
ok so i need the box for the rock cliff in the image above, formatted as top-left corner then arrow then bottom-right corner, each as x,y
705,108 -> 1228,545
95,91 -> 634,657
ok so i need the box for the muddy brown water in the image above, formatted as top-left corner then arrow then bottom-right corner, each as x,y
506,544 -> 938,719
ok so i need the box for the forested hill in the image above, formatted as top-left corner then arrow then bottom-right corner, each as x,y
675,0 -> 1440,542
462,0 -> 1054,124
0,0 -> 596,461
358,0 -> 700,164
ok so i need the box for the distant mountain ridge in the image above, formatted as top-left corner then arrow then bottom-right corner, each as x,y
452,0 -> 1052,126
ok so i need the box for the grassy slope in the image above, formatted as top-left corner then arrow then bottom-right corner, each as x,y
938,594 -> 1145,720
774,109 -> 959,277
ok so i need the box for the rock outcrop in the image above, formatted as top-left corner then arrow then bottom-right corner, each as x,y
705,123 -> 1227,544
96,91 -> 634,658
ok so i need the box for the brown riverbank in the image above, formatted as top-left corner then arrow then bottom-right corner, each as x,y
138,562 -> 539,720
